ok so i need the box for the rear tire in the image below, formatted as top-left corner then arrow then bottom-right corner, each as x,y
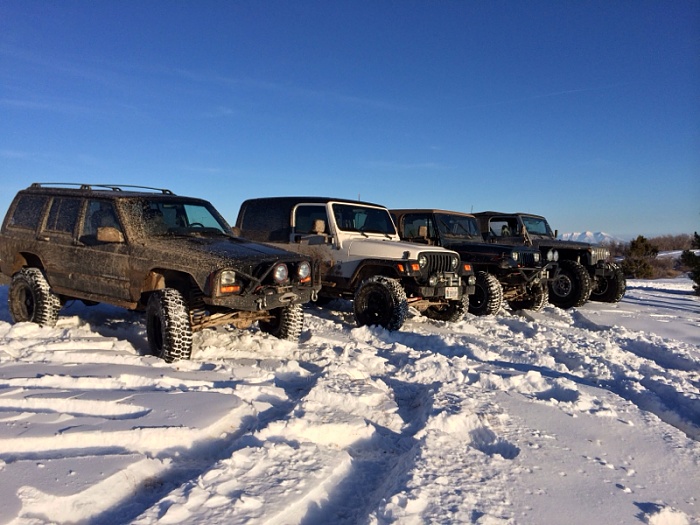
590,264 -> 626,303
422,297 -> 467,322
9,268 -> 61,327
353,276 -> 408,331
259,303 -> 304,341
468,271 -> 503,316
508,281 -> 548,311
146,289 -> 193,362
548,260 -> 592,309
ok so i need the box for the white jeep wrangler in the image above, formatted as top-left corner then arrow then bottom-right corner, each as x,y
236,197 -> 476,330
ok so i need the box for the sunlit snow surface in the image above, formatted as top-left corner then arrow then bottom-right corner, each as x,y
0,276 -> 698,525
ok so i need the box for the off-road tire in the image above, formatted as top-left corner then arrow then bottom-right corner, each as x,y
9,268 -> 62,327
508,281 -> 549,311
146,288 -> 193,362
422,297 -> 468,322
353,276 -> 408,331
259,303 -> 304,341
590,264 -> 626,303
548,260 -> 592,309
468,271 -> 503,316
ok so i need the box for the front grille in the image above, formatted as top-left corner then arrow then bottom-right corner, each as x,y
424,253 -> 454,274
521,252 -> 539,267
590,248 -> 609,263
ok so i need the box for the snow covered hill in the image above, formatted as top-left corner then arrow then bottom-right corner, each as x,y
558,231 -> 621,244
0,277 -> 698,525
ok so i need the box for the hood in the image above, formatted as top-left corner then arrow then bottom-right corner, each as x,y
529,237 -> 596,250
143,235 -> 304,268
343,237 -> 457,259
444,240 -> 539,255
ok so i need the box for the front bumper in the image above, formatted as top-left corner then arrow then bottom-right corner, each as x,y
206,284 -> 319,311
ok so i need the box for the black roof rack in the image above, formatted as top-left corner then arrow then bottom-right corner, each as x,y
29,183 -> 174,195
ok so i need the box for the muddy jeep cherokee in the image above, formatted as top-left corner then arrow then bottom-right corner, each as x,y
474,211 -> 626,309
0,183 -> 319,362
391,209 -> 551,315
235,197 -> 476,330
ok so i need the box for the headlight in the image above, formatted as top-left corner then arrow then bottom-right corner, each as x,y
221,270 -> 236,285
451,256 -> 459,270
418,255 -> 428,268
297,261 -> 311,281
429,274 -> 438,286
272,263 -> 289,283
467,275 -> 477,285
547,249 -> 559,262
219,270 -> 240,294
511,251 -> 520,262
533,252 -> 541,263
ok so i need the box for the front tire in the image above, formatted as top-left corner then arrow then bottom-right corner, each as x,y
9,268 -> 62,327
146,289 -> 193,362
353,276 -> 408,331
590,264 -> 626,303
422,297 -> 468,322
468,271 -> 503,316
508,281 -> 549,311
548,260 -> 592,309
259,303 -> 304,341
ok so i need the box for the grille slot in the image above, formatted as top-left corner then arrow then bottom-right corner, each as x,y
424,253 -> 454,274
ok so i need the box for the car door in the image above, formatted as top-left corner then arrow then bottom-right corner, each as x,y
73,199 -> 132,301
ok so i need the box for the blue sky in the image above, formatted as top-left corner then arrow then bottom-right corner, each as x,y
1,1 -> 698,239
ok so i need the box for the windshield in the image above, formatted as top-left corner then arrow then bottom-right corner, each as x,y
331,203 -> 397,235
521,216 -> 553,236
435,213 -> 481,240
124,198 -> 230,237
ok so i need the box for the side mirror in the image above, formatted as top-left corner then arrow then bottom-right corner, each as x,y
97,226 -> 124,243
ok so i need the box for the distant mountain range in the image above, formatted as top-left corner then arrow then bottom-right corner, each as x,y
558,231 -> 621,244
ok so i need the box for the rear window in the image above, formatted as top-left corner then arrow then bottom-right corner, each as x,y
8,194 -> 48,230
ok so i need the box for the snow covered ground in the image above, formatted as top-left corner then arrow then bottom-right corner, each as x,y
0,276 -> 698,525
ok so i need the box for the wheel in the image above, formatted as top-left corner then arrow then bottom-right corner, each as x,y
468,271 -> 503,316
258,303 -> 304,341
422,297 -> 468,322
146,289 -> 193,362
508,281 -> 549,311
590,264 -> 626,303
8,268 -> 62,327
548,260 -> 592,309
353,276 -> 408,331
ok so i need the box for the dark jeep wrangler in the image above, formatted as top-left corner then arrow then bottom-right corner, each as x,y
391,209 -> 551,315
474,211 -> 626,309
235,197 -> 476,331
0,183 -> 319,361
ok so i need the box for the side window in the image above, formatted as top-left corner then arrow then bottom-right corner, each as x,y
45,197 -> 81,234
294,205 -> 328,234
238,200 -> 291,242
8,195 -> 48,230
83,200 -> 121,238
489,218 -> 517,237
402,214 -> 432,239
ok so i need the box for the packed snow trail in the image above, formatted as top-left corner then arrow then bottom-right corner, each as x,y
0,278 -> 698,524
